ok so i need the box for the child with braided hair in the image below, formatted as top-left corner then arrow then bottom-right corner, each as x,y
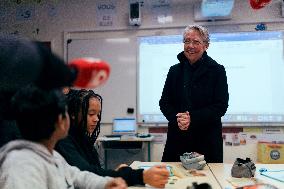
56,89 -> 169,188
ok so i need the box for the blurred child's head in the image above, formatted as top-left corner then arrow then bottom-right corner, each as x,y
0,36 -> 76,120
11,85 -> 69,142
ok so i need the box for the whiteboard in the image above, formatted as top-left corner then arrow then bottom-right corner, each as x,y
67,37 -> 136,123
66,28 -> 184,123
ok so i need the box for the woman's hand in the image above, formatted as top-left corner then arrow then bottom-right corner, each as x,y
176,111 -> 190,130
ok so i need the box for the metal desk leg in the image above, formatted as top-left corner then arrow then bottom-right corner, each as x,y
148,141 -> 151,162
104,147 -> 107,169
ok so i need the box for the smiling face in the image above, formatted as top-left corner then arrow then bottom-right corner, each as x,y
183,29 -> 209,64
86,97 -> 101,135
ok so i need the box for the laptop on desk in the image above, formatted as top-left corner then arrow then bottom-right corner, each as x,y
104,118 -> 137,138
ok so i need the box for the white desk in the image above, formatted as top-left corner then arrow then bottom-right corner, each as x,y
130,161 -> 221,189
130,161 -> 284,189
209,163 -> 284,189
97,136 -> 154,168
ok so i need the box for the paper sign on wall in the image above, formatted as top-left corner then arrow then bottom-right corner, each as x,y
95,0 -> 117,27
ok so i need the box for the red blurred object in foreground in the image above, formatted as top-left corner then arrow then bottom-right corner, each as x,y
69,58 -> 111,88
249,0 -> 272,9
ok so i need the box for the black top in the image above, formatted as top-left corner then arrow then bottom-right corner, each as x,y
55,134 -> 144,186
159,51 -> 229,163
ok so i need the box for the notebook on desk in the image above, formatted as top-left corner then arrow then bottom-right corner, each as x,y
104,118 -> 137,138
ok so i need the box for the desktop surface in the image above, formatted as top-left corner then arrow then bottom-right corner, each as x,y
209,163 -> 284,189
130,161 -> 221,189
129,162 -> 284,189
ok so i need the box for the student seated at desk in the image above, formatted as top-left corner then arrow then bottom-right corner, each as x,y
56,89 -> 169,188
0,85 -> 126,189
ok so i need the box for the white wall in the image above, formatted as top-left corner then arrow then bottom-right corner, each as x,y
1,0 -> 284,57
1,0 -> 284,162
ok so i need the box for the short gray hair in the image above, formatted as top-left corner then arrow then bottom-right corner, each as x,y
183,25 -> 210,44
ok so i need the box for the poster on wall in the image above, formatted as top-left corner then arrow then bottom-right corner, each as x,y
16,5 -> 35,21
95,0 -> 118,27
46,3 -> 58,18
147,0 -> 172,24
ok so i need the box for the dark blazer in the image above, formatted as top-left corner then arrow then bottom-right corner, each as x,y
159,51 -> 229,163
55,135 -> 144,186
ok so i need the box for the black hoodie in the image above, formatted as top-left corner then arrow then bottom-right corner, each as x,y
55,89 -> 144,186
